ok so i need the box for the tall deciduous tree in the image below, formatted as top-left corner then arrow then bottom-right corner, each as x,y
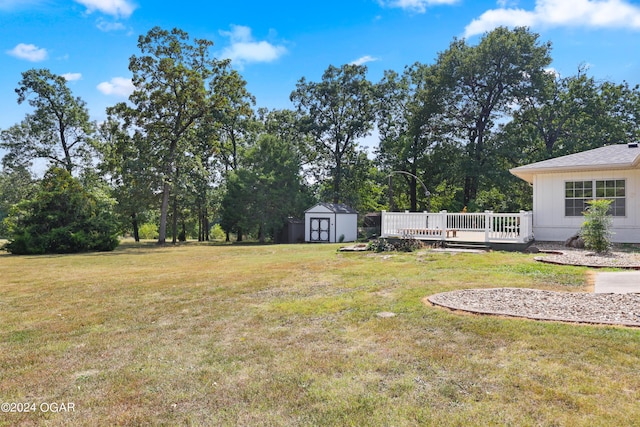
435,27 -> 552,206
203,65 -> 257,241
0,69 -> 94,173
209,66 -> 257,173
220,134 -> 310,242
376,64 -> 447,211
127,27 -> 224,244
291,64 -> 375,203
501,68 -> 640,164
96,107 -> 158,242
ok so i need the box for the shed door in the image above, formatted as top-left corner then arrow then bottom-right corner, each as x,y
309,218 -> 330,242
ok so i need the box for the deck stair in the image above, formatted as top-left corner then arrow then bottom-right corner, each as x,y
443,241 -> 491,251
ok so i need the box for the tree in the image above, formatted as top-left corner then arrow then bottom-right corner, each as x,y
204,65 -> 257,242
434,27 -> 552,206
0,69 -> 95,173
376,64 -> 447,211
127,27 -> 224,244
208,66 -> 257,173
0,165 -> 36,237
3,167 -> 119,254
581,199 -> 613,254
500,68 -> 640,164
96,109 -> 158,242
220,134 -> 310,242
291,64 -> 375,203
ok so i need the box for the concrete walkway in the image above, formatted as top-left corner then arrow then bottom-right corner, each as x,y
594,271 -> 640,294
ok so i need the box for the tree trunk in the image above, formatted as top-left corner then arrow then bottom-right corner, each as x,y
204,208 -> 209,241
158,180 -> 171,245
158,143 -> 177,245
333,156 -> 341,204
171,192 -> 178,244
197,206 -> 203,242
131,212 -> 140,242
408,174 -> 417,212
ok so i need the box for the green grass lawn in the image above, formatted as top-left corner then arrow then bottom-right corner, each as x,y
1,242 -> 639,426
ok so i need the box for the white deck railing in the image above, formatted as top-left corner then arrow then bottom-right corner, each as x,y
381,210 -> 533,244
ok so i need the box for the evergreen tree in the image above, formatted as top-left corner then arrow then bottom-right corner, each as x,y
3,167 -> 119,254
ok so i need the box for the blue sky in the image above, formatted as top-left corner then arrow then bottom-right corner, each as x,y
1,0 -> 640,146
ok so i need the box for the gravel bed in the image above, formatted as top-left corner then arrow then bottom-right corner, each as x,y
532,241 -> 640,268
425,242 -> 640,327
428,288 -> 640,327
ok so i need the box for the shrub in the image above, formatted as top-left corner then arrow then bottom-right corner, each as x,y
210,224 -> 226,241
3,168 -> 119,255
138,223 -> 159,240
367,237 -> 423,253
580,199 -> 613,254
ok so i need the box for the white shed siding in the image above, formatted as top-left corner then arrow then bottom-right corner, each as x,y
532,169 -> 640,243
304,203 -> 358,243
335,213 -> 358,242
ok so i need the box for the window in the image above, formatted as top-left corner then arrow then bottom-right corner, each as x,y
565,180 -> 625,217
565,181 -> 592,217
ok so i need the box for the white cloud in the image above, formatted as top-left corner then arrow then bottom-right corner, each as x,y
378,0 -> 459,13
544,67 -> 560,77
73,0 -> 136,18
6,43 -> 48,62
96,18 -> 126,31
465,0 -> 640,37
219,25 -> 287,67
97,77 -> 134,97
350,55 -> 380,66
62,72 -> 82,81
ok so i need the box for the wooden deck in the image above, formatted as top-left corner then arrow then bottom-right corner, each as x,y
381,210 -> 534,246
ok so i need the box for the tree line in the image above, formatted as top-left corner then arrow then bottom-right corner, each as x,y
1,26 -> 639,250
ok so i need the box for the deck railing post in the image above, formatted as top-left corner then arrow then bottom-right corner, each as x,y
519,210 -> 532,243
440,210 -> 447,240
484,210 -> 493,242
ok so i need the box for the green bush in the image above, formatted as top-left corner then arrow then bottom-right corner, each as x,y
3,168 -> 119,255
210,224 -> 225,241
138,223 -> 159,240
580,199 -> 613,254
367,237 -> 423,253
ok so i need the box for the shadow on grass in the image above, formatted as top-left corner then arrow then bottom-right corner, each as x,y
0,239 -> 237,259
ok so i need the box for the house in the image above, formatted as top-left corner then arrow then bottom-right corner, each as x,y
304,203 -> 358,243
510,143 -> 640,243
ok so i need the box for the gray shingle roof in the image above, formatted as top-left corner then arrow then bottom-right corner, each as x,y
510,144 -> 640,183
306,203 -> 358,214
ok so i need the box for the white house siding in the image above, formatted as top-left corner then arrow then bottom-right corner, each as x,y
533,169 -> 640,243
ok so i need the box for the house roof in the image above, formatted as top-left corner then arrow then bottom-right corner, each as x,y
305,203 -> 358,214
510,144 -> 640,183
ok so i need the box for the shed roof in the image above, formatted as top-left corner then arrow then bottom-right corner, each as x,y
510,144 -> 640,183
305,203 -> 358,214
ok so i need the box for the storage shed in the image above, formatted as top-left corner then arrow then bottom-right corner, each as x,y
304,203 -> 358,243
275,218 -> 305,244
